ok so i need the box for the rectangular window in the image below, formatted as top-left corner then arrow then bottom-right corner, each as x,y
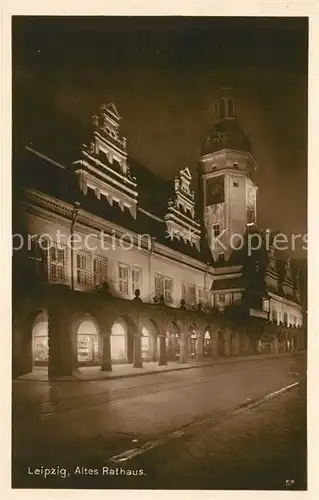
198,287 -> 205,305
76,251 -> 92,285
188,285 -> 197,306
118,263 -> 129,295
182,282 -> 187,302
219,293 -> 225,303
233,292 -> 242,305
164,277 -> 173,303
93,255 -> 108,287
132,267 -> 142,294
212,223 -> 221,237
28,237 -> 45,276
155,274 -> 163,298
182,283 -> 197,306
50,243 -> 68,284
155,274 -> 173,302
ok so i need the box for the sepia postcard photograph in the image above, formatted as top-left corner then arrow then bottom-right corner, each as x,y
9,12 -> 309,493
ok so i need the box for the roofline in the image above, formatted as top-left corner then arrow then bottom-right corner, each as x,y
24,146 -> 67,170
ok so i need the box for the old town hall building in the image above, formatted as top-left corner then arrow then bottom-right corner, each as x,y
12,88 -> 305,378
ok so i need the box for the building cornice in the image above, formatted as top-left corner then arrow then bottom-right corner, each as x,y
20,187 -> 216,276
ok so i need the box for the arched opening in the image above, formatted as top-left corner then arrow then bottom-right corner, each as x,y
203,330 -> 212,358
166,322 -> 181,361
110,315 -> 136,364
190,331 -> 197,359
29,312 -> 49,374
111,322 -> 127,363
77,318 -> 100,366
142,327 -> 151,360
32,319 -> 49,366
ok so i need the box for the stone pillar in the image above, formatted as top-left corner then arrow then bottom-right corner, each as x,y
179,336 -> 188,364
133,333 -> 143,368
224,330 -> 231,357
168,335 -> 176,361
150,334 -> 157,362
285,330 -> 290,352
211,331 -> 218,358
100,333 -> 112,371
272,336 -> 279,354
158,334 -> 167,366
232,332 -> 240,356
18,322 -> 33,377
295,330 -> 300,352
196,336 -> 204,361
48,301 -> 74,378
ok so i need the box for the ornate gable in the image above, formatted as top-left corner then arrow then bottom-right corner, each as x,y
73,103 -> 138,218
282,257 -> 294,298
164,167 -> 201,250
265,245 -> 279,291
294,268 -> 301,302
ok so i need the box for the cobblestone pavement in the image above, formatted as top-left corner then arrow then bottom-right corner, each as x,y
12,354 -> 306,490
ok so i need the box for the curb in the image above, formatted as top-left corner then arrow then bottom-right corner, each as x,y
109,380 -> 300,464
15,351 -> 305,383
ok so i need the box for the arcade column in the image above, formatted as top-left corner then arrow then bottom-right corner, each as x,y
211,330 -> 218,358
158,334 -> 167,366
196,336 -> 204,361
101,333 -> 112,371
133,333 -> 143,368
48,299 -> 74,378
224,329 -> 231,357
179,336 -> 188,364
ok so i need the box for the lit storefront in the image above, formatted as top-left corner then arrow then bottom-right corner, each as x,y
77,319 -> 100,365
203,331 -> 212,357
111,323 -> 127,362
32,320 -> 49,365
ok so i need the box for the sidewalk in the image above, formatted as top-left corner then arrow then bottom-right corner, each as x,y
16,351 -> 301,383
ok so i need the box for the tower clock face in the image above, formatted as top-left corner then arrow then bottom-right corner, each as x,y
206,175 -> 225,206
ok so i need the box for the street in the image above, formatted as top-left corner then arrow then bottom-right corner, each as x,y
12,353 -> 306,490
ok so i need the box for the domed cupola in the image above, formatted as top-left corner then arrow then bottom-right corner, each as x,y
201,88 -> 251,156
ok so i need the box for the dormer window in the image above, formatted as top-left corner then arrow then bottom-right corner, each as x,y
227,98 -> 235,118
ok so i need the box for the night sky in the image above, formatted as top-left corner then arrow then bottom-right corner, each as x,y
12,17 -> 308,254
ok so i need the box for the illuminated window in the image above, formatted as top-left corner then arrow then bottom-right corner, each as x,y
198,287 -> 205,305
132,266 -> 142,294
76,251 -> 91,285
182,282 -> 197,306
155,274 -> 173,302
28,237 -> 46,276
118,263 -> 129,294
164,278 -> 173,303
93,255 -> 108,286
50,243 -> 68,284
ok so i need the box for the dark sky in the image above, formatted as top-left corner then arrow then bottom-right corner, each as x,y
12,16 -> 308,253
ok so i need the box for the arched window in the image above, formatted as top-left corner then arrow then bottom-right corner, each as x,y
32,320 -> 49,365
77,319 -> 100,365
111,323 -> 127,362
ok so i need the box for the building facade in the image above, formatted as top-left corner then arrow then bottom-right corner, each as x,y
12,90 -> 305,378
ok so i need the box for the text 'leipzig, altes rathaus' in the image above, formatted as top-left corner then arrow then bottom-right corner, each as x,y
12,88 -> 306,378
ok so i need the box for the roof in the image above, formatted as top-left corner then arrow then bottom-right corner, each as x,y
201,118 -> 251,156
211,276 -> 245,290
13,146 -> 213,265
